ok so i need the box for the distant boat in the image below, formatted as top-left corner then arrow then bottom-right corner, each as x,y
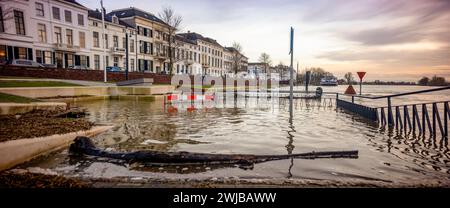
320,76 -> 338,86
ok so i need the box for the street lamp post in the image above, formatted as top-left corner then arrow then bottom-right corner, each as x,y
125,32 -> 129,80
101,0 -> 107,83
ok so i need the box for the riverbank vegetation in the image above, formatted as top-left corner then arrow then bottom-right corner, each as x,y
296,68 -> 335,85
418,76 -> 448,86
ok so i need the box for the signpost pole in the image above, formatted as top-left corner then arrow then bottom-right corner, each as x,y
357,72 -> 366,95
289,27 -> 294,123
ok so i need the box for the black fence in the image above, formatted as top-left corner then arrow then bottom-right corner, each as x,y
336,86 -> 449,138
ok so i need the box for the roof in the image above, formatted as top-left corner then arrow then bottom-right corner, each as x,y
88,10 -> 133,28
178,32 -> 222,47
225,47 -> 247,58
61,0 -> 88,9
175,35 -> 197,45
107,7 -> 169,27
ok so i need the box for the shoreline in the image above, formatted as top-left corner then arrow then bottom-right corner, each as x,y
2,170 -> 449,188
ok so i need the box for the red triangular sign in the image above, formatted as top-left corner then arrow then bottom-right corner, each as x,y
357,72 -> 366,80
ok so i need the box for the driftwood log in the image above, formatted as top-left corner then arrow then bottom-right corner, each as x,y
69,136 -> 358,165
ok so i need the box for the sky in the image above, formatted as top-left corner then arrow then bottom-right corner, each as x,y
79,0 -> 450,81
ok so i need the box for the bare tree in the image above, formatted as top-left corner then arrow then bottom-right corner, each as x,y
258,53 -> 272,74
230,42 -> 244,75
158,6 -> 182,75
0,3 -> 15,31
344,72 -> 354,84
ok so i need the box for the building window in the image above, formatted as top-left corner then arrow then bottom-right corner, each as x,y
113,35 -> 118,48
55,52 -> 63,68
130,39 -> 134,53
112,16 -> 118,24
93,32 -> 99,47
105,34 -> 108,49
80,55 -> 88,67
79,32 -> 85,48
37,23 -> 46,42
77,14 -> 84,26
122,37 -> 126,49
36,50 -> 43,63
44,51 -> 52,64
18,47 -> 27,59
67,54 -> 73,67
130,59 -> 135,71
66,29 -> 73,45
94,55 -> 100,70
0,45 -> 6,63
14,10 -> 25,35
0,7 -> 4,32
105,56 -> 109,67
54,27 -> 62,44
36,3 -> 44,17
146,42 -> 153,54
52,7 -> 60,20
64,10 -> 72,23
113,56 -> 119,67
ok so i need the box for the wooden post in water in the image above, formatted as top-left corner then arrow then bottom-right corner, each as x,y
445,102 -> 449,138
404,105 -> 412,131
387,97 -> 393,126
432,103 -> 444,138
413,105 -> 422,134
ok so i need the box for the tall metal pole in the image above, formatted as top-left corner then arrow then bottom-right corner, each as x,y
289,27 -> 294,123
101,0 -> 107,82
359,79 -> 362,95
125,32 -> 129,80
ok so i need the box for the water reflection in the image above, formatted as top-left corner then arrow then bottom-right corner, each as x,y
23,91 -> 446,182
342,108 -> 450,175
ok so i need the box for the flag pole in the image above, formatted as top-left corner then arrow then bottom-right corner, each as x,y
289,27 -> 294,123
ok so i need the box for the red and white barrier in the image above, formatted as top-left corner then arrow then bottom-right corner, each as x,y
166,93 -> 214,103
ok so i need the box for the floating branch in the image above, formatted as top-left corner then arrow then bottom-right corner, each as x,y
69,137 -> 358,165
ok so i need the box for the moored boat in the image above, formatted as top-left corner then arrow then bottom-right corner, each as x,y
320,76 -> 338,86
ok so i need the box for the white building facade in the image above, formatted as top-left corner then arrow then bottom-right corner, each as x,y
0,0 -> 91,68
88,9 -> 136,71
0,1 -> 248,77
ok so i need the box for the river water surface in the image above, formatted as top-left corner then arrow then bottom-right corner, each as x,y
21,85 -> 450,185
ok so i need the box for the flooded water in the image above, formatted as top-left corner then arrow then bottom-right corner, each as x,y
21,85 -> 450,185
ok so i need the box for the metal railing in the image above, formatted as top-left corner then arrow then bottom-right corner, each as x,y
336,86 -> 449,138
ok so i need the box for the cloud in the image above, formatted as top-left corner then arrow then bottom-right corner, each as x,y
316,46 -> 450,68
338,0 -> 450,45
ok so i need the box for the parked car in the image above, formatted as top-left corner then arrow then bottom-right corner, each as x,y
69,65 -> 91,70
7,59 -> 44,67
106,66 -> 122,72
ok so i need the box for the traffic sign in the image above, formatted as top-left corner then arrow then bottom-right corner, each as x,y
357,72 -> 366,80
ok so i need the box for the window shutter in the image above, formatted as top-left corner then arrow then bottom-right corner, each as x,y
13,47 -> 19,59
74,55 -> 80,66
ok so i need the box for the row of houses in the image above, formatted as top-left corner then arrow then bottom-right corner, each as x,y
0,0 -> 248,76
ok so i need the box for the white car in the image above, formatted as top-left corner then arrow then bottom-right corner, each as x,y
7,59 -> 44,67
